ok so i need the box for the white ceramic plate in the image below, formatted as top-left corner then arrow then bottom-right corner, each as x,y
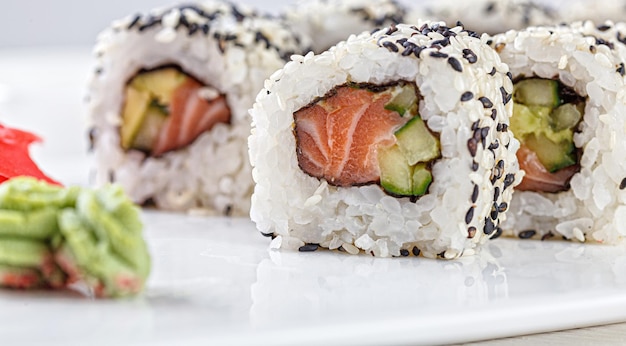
1,47 -> 626,346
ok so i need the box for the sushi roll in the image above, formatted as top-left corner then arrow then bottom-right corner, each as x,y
283,0 -> 406,53
409,0 -> 560,35
249,22 -> 521,259
490,24 -> 626,243
87,1 -> 308,214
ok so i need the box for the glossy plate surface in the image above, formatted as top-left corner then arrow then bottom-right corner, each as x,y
1,48 -> 626,345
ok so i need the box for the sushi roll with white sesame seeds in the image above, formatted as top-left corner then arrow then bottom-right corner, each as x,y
490,24 -> 626,244
87,1 -> 308,215
408,0 -> 560,36
249,22 -> 522,259
283,0 -> 407,53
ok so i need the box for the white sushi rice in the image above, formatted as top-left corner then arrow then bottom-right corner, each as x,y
408,0 -> 560,35
249,22 -> 521,258
283,0 -> 406,53
87,1 -> 307,215
492,24 -> 626,244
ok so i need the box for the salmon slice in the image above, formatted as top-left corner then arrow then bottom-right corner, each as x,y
294,86 -> 407,186
152,79 -> 230,156
516,144 -> 579,193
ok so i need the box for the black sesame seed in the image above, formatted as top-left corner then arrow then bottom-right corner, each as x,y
598,24 -> 611,31
461,91 -> 474,101
479,96 -> 493,109
506,72 -> 513,81
261,232 -> 274,238
467,226 -> 477,238
620,178 -> 626,190
471,184 -> 479,203
298,243 -> 320,252
430,51 -> 448,58
488,67 -> 496,76
541,232 -> 554,241
485,2 -> 495,13
596,37 -> 614,49
127,14 -> 141,29
432,37 -> 450,47
491,109 -> 497,120
484,218 -> 495,235
480,127 -> 490,139
497,202 -> 508,212
396,38 -> 408,45
201,24 -> 210,34
382,41 -> 399,52
448,57 -> 463,72
471,120 -> 480,131
617,63 -> 625,77
493,186 -> 500,201
412,246 -> 421,256
503,173 -> 515,189
413,46 -> 425,58
400,249 -> 409,256
488,142 -> 500,150
486,39 -> 493,46
386,24 -> 398,35
500,86 -> 512,104
490,204 -> 498,220
518,230 -> 536,239
589,45 -> 597,53
188,23 -> 199,36
467,138 -> 478,156
618,32 -> 626,45
465,207 -> 474,224
472,161 -> 479,171
462,48 -> 478,64
491,227 -> 503,239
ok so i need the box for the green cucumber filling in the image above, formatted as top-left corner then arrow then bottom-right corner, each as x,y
120,66 -> 231,155
510,78 -> 584,190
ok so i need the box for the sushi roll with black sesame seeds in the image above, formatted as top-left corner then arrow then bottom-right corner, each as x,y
283,0 -> 407,53
489,24 -> 626,243
87,1 -> 309,214
409,0 -> 560,35
249,21 -> 521,259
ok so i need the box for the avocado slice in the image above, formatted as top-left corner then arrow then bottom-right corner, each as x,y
121,68 -> 190,152
524,133 -> 576,172
120,86 -> 151,150
384,84 -> 418,116
514,79 -> 560,108
131,106 -> 168,151
130,68 -> 188,105
510,103 -> 548,138
394,116 -> 440,166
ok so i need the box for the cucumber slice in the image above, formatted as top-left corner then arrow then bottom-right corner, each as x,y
550,103 -> 582,131
412,163 -> 433,196
394,116 -> 440,166
514,79 -> 560,107
384,84 -> 418,116
378,144 -> 413,196
525,133 -> 576,172
132,106 -> 168,152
